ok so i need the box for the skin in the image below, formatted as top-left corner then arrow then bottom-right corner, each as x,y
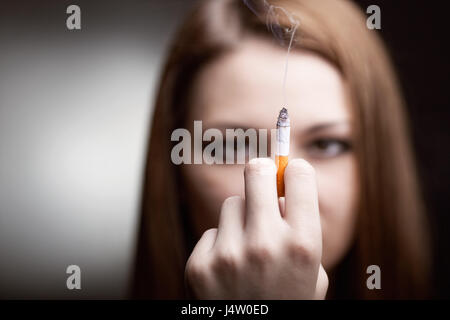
181,37 -> 358,299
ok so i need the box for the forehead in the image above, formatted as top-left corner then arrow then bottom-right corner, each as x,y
189,37 -> 352,129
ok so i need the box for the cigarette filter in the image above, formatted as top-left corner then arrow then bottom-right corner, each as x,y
276,107 -> 290,197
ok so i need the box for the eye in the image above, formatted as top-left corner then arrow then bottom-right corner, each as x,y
305,138 -> 352,159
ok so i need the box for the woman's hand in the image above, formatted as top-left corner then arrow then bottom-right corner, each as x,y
185,158 -> 328,299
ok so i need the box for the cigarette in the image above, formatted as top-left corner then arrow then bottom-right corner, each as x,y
276,107 -> 290,197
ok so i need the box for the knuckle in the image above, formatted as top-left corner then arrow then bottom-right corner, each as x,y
245,242 -> 274,264
212,250 -> 239,273
286,239 -> 319,266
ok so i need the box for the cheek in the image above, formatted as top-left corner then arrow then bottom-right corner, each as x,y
182,164 -> 245,231
314,156 -> 359,269
316,158 -> 358,220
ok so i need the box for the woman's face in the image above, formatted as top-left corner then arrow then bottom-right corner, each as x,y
181,37 -> 358,271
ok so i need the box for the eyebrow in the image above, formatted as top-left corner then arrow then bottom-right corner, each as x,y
203,121 -> 350,134
202,124 -> 258,132
301,121 -> 351,135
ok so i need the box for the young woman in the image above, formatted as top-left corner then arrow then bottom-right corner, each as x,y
132,0 -> 431,299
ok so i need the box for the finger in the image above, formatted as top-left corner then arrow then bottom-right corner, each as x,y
184,228 -> 217,299
190,228 -> 217,260
244,158 -> 280,230
284,159 -> 321,237
278,197 -> 286,218
314,264 -> 329,299
214,196 -> 245,249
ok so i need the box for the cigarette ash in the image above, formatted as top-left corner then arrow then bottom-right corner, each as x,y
277,107 -> 290,127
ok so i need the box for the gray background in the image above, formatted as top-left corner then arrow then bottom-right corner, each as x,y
1,0 -> 449,300
0,0 -> 195,298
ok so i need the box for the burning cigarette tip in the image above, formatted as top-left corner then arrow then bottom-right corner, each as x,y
277,107 -> 290,127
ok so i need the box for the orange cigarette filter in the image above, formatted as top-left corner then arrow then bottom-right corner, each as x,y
276,155 -> 289,197
276,108 -> 290,197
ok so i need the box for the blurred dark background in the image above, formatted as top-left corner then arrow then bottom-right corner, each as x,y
354,0 -> 450,299
0,0 -> 448,298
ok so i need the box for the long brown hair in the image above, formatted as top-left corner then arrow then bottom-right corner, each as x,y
131,0 -> 431,299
